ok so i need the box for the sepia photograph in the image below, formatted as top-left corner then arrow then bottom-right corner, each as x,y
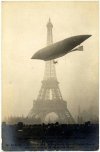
2,1 -> 99,151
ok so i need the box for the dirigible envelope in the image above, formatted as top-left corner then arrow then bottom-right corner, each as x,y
31,35 -> 91,61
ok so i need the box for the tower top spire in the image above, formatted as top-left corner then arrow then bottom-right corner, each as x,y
47,18 -> 53,28
49,17 -> 51,22
47,18 -> 53,45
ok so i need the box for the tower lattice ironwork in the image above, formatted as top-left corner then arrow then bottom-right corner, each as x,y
28,19 -> 75,124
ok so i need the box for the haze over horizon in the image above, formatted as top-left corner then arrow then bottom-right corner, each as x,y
2,1 -> 99,120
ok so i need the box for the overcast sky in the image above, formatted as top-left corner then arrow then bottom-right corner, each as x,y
2,1 -> 99,120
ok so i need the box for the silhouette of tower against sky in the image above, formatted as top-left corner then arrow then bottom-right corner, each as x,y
28,19 -> 75,124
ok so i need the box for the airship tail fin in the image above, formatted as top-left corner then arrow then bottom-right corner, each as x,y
78,46 -> 83,51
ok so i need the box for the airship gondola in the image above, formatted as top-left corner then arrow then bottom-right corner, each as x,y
31,35 -> 91,61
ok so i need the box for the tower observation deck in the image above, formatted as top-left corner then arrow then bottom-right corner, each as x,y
28,19 -> 75,124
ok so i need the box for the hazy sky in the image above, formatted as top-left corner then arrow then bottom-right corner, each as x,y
2,1 -> 99,119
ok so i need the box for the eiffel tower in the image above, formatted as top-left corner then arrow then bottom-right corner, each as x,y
28,19 -> 75,124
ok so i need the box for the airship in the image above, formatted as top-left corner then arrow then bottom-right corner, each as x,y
31,35 -> 91,61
